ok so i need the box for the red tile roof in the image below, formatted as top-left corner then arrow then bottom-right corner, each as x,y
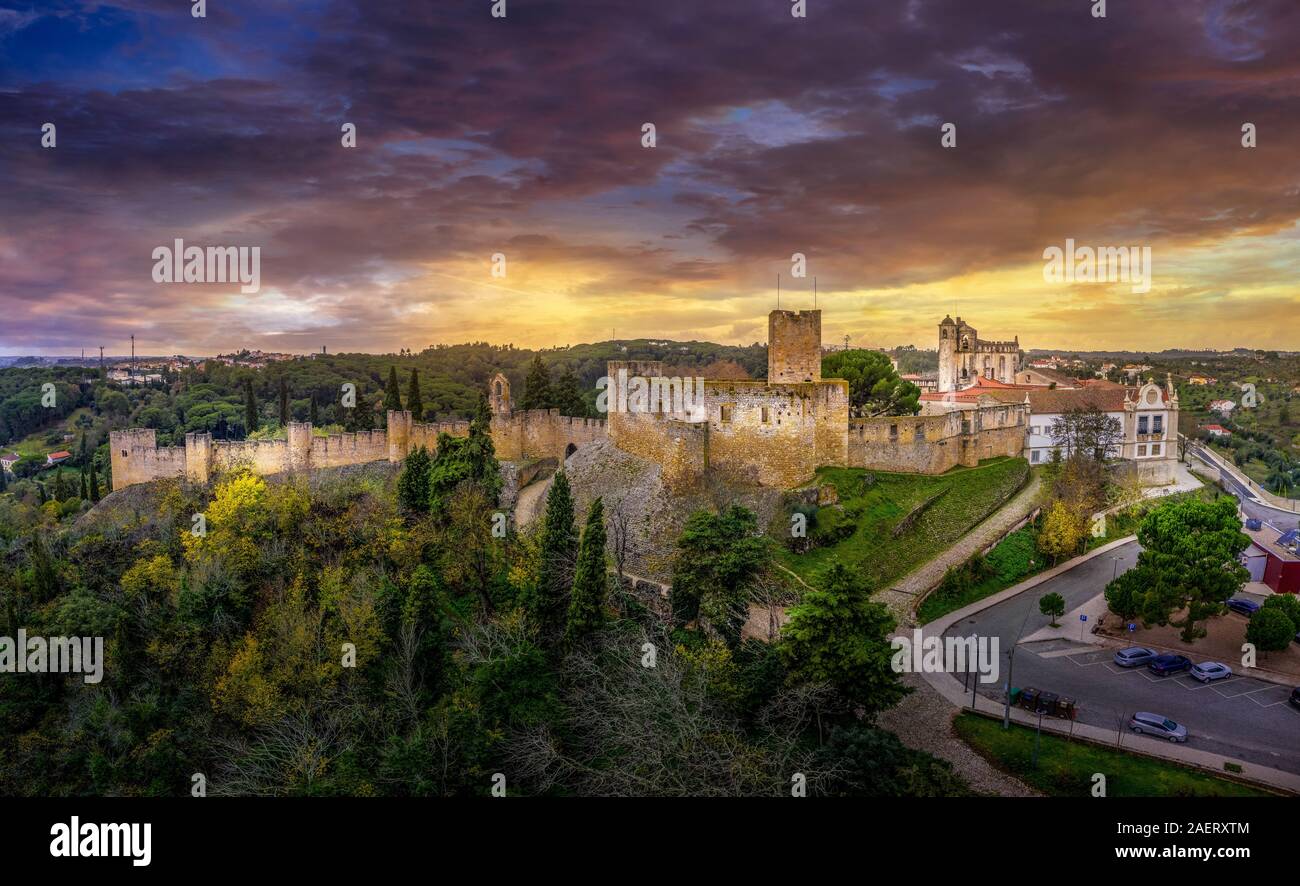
47,451 -> 72,460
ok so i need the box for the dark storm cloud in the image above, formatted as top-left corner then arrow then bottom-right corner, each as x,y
0,0 -> 1296,352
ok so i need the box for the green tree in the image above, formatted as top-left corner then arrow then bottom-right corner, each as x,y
79,469 -> 88,501
309,396 -> 319,426
1261,593 -> 1300,630
670,505 -> 769,646
565,498 -> 608,645
1104,568 -> 1142,621
28,532 -> 59,602
821,349 -> 919,417
278,377 -> 290,426
1039,591 -> 1065,627
780,563 -> 907,716
520,355 -> 552,411
428,395 -> 501,518
1246,606 -> 1295,654
407,369 -> 424,421
88,467 -> 100,502
397,445 -> 432,514
243,379 -> 259,435
1114,498 -> 1249,643
385,366 -> 403,414
552,367 -> 586,418
528,471 -> 577,642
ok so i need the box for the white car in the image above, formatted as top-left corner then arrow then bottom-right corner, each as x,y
1190,661 -> 1232,683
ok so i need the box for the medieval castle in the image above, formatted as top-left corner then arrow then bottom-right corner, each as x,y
110,310 -> 1029,494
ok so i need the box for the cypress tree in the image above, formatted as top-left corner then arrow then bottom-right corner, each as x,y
309,396 -> 319,426
79,469 -> 88,501
553,366 -> 587,417
385,366 -> 403,414
565,497 -> 608,645
89,467 -> 100,502
0,467 -> 8,493
244,379 -> 259,435
278,377 -> 290,426
53,468 -> 67,501
397,445 -> 432,514
531,471 -> 577,639
521,354 -> 552,411
37,482 -> 48,504
407,369 -> 423,422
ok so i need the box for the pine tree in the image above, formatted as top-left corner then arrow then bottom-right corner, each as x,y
565,497 -> 608,645
521,354 -> 552,411
89,467 -> 100,502
385,366 -> 403,414
278,377 -> 290,426
407,369 -> 423,422
244,379 -> 259,435
530,471 -> 577,640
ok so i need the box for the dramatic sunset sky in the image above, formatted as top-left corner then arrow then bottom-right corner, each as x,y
1,0 -> 1297,356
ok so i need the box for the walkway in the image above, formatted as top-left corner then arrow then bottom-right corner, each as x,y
880,474 -> 1042,625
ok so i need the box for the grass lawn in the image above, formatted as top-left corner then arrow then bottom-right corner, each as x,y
776,457 -> 1029,591
917,525 -> 1044,624
954,712 -> 1273,797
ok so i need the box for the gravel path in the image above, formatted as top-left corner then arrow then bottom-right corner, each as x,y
877,672 -> 1042,797
879,474 -> 1042,625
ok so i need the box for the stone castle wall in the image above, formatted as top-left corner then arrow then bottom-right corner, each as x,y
110,409 -> 607,492
848,402 -> 1026,473
108,312 -> 1033,495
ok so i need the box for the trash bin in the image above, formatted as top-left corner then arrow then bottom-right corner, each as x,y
1019,687 -> 1039,711
1038,691 -> 1059,717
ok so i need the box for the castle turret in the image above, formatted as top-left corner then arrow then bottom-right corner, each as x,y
938,315 -> 958,393
185,431 -> 213,485
767,310 -> 821,384
387,410 -> 412,462
287,421 -> 313,471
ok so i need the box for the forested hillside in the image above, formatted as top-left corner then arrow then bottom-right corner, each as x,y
0,400 -> 967,797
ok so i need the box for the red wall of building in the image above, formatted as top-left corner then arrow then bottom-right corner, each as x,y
1262,556 -> 1300,595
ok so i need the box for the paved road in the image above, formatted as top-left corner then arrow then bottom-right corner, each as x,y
1189,444 -> 1299,530
945,540 -> 1300,776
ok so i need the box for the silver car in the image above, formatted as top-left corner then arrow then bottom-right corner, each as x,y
1190,661 -> 1232,683
1129,712 -> 1188,742
1113,646 -> 1157,668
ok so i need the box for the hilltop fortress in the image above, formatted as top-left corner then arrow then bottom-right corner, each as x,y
110,310 -> 1029,493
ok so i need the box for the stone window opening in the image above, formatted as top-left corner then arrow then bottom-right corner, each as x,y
720,405 -> 732,423
761,406 -> 770,423
121,450 -> 128,458
889,423 -> 898,440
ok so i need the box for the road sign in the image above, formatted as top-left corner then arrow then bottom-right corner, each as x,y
1127,623 -> 1136,632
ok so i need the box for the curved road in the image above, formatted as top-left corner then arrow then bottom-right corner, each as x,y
946,540 -> 1300,776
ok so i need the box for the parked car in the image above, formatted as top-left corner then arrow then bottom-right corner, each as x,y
1190,661 -> 1232,683
1226,598 -> 1261,616
1148,654 -> 1192,676
1291,687 -> 1300,711
1113,646 -> 1158,668
1129,712 -> 1188,742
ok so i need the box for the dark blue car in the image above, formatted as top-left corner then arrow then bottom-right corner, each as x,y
1225,598 -> 1261,616
1148,654 -> 1192,676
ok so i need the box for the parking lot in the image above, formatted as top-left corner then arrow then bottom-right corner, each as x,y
1058,646 -> 1300,713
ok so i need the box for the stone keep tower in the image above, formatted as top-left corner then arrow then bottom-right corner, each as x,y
938,315 -> 959,393
768,310 -> 822,384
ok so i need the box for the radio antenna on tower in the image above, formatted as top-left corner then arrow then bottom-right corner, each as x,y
776,273 -> 781,310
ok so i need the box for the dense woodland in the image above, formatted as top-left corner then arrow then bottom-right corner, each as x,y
0,390 -> 966,797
